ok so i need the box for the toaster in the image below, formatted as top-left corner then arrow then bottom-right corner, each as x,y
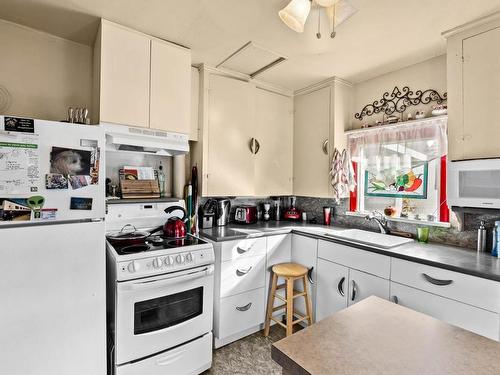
234,205 -> 258,224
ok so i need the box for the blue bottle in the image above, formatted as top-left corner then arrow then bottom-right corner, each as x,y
492,221 -> 500,257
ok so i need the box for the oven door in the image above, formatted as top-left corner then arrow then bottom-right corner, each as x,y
115,264 -> 214,365
448,159 -> 500,209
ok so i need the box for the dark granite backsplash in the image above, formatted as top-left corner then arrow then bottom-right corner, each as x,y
295,197 -> 500,251
198,196 -> 500,250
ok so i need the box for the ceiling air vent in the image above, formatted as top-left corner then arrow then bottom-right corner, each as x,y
217,41 -> 287,78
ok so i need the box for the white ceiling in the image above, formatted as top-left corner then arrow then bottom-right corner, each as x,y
1,0 -> 500,90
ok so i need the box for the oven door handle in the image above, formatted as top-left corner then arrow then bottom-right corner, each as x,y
119,265 -> 214,291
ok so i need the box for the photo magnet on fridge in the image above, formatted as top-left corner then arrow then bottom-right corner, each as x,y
4,117 -> 35,133
70,197 -> 92,210
69,175 -> 88,190
50,147 -> 92,176
0,198 -> 31,221
45,174 -> 68,189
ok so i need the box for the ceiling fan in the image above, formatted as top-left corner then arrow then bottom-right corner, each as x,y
279,0 -> 357,39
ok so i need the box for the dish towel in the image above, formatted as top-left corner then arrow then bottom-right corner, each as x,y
330,148 -> 356,203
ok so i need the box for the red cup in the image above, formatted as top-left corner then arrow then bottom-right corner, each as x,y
323,206 -> 332,226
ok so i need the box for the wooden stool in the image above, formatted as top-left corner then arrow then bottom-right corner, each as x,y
264,262 -> 314,337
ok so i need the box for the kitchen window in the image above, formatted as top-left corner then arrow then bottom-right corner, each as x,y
347,117 -> 449,225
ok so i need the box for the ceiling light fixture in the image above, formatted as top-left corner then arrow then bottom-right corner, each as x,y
278,0 -> 357,39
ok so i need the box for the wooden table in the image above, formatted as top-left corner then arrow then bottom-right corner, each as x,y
272,296 -> 500,375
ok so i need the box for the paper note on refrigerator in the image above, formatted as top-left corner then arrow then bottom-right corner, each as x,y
0,132 -> 40,195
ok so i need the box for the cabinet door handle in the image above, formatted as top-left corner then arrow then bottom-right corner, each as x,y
391,295 -> 399,304
351,280 -> 357,301
307,267 -> 315,284
254,139 -> 260,154
322,139 -> 329,155
337,276 -> 345,297
422,273 -> 453,286
236,302 -> 252,312
249,138 -> 255,154
236,267 -> 252,276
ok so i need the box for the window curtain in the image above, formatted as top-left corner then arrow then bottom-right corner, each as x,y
347,117 -> 447,185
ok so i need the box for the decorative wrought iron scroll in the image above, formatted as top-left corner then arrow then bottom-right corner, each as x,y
354,86 -> 447,120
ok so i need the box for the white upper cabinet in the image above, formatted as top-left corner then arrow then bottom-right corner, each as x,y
206,74 -> 255,196
293,79 -> 352,198
445,15 -> 500,160
255,88 -> 293,196
150,39 -> 191,134
94,20 -> 191,134
192,68 -> 294,197
293,86 -> 331,198
98,21 -> 151,128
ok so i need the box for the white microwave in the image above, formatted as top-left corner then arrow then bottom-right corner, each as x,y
448,159 -> 500,209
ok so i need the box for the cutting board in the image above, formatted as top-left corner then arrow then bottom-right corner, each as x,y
120,180 -> 160,199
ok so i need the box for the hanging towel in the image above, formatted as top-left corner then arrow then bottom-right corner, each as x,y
330,148 -> 357,203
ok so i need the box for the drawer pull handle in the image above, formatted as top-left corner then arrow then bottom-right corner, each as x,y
422,273 -> 453,286
236,302 -> 252,312
237,242 -> 255,254
351,280 -> 357,301
307,267 -> 315,284
337,276 -> 345,297
236,267 -> 252,276
391,295 -> 399,304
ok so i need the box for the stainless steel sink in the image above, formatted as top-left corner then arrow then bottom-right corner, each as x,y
323,229 -> 413,249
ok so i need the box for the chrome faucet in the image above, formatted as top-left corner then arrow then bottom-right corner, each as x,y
365,211 -> 390,234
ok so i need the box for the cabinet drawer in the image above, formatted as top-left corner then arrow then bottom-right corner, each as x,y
220,255 -> 266,298
391,258 -> 500,313
218,288 -> 265,339
318,240 -> 390,279
391,282 -> 500,341
221,237 -> 266,262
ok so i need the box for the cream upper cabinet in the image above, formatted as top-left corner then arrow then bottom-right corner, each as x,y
94,20 -> 191,133
206,74 -> 255,196
446,16 -> 500,160
462,27 -> 500,159
98,21 -> 151,128
254,88 -> 293,196
293,86 -> 331,197
190,67 -> 200,141
150,39 -> 191,134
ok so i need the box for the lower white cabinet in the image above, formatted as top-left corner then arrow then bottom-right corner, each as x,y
291,235 -> 318,321
348,269 -> 390,307
391,282 -> 500,341
316,258 -> 349,321
265,234 -> 292,319
217,288 -> 266,341
219,254 -> 266,298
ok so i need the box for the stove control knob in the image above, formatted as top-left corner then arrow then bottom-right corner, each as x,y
127,261 -> 138,273
165,256 -> 174,266
186,253 -> 193,262
152,258 -> 162,269
176,254 -> 185,264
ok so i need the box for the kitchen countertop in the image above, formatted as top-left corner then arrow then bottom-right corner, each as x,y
271,296 -> 500,375
200,221 -> 500,282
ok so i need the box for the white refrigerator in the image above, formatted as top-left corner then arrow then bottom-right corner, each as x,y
0,116 -> 106,375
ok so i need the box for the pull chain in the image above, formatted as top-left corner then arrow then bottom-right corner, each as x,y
316,6 -> 322,39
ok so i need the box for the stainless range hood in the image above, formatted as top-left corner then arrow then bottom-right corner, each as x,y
103,123 -> 189,156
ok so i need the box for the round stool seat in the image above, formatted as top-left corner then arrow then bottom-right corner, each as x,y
272,262 -> 308,277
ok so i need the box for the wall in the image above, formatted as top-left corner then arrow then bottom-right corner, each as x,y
0,19 -> 93,121
351,55 -> 447,128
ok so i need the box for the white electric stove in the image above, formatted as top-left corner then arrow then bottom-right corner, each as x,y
106,200 -> 214,375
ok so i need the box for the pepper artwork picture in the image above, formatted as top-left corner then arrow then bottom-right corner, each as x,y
365,163 -> 428,199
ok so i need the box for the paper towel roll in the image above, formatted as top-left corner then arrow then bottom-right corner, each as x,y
173,155 -> 186,198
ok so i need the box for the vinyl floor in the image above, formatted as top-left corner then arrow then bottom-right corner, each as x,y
202,326 -> 287,375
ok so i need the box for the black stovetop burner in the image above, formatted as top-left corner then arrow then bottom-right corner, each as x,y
113,234 -> 207,255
